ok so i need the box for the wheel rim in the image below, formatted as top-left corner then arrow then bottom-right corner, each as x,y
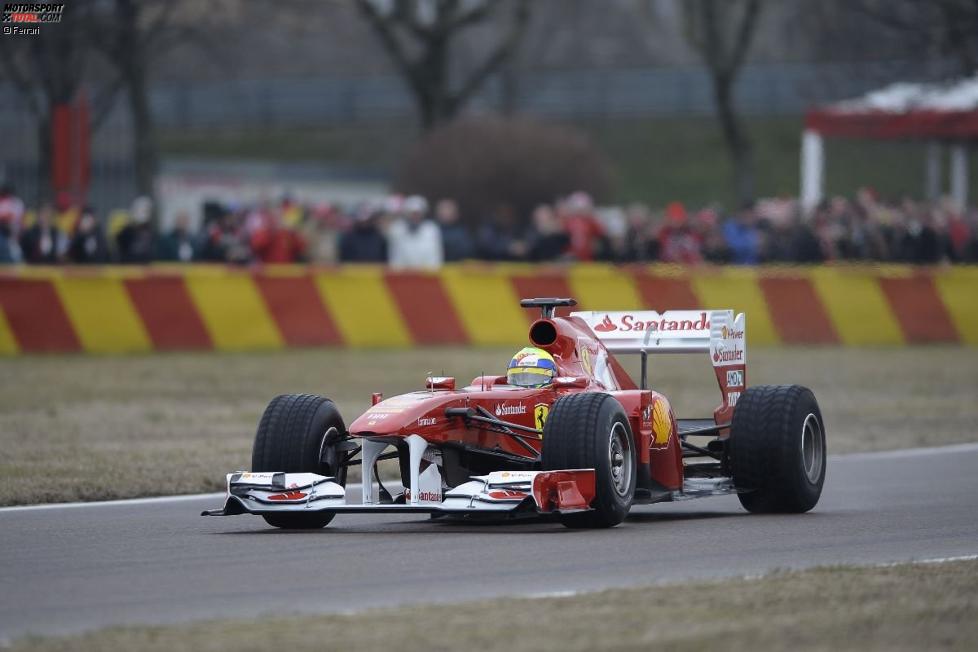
800,413 -> 823,484
608,421 -> 633,497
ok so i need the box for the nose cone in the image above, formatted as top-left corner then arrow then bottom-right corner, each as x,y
348,391 -> 461,436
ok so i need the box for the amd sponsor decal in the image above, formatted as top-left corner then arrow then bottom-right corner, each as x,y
495,403 -> 527,417
726,370 -> 744,387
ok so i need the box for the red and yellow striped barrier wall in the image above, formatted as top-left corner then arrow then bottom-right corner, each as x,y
0,264 -> 974,354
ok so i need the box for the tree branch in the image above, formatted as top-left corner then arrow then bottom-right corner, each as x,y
848,0 -> 942,44
386,0 -> 432,39
700,0 -> 723,72
681,0 -> 707,58
0,40 -> 42,115
89,75 -> 126,133
143,0 -> 179,51
448,0 -> 529,110
725,0 -> 762,79
450,0 -> 498,30
355,0 -> 427,98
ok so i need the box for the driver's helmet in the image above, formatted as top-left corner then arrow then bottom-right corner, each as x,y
507,347 -> 557,388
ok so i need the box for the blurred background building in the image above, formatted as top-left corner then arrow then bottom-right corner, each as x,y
1,0 -> 977,265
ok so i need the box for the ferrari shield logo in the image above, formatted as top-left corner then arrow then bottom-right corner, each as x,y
580,347 -> 593,375
534,403 -> 550,430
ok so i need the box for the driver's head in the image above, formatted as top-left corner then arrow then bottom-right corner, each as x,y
507,347 -> 556,388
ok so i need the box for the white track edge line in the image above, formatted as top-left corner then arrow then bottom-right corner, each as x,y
3,441 -> 977,513
0,492 -> 226,513
829,441 -> 978,461
876,554 -> 978,567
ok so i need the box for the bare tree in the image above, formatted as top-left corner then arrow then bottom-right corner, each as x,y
0,1 -> 105,201
85,0 -> 184,206
0,0 -> 190,205
355,0 -> 532,130
683,0 -> 763,206
850,0 -> 978,76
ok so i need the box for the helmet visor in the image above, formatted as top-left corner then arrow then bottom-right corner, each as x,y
507,367 -> 553,388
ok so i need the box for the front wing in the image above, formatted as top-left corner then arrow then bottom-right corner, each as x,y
202,469 -> 597,518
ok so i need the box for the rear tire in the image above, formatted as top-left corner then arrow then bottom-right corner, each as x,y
541,393 -> 636,528
252,394 -> 347,529
729,384 -> 826,513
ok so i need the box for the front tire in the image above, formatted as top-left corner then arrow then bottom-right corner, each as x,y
541,393 -> 636,528
252,394 -> 346,529
729,384 -> 826,513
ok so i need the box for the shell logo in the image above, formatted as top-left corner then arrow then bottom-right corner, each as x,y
652,400 -> 671,445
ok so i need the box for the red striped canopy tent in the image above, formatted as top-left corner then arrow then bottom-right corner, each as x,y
801,76 -> 978,210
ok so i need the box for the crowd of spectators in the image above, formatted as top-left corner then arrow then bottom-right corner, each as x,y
1,183 -> 976,268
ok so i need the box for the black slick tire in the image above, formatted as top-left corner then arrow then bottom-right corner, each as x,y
729,384 -> 826,513
252,394 -> 346,529
541,392 -> 636,528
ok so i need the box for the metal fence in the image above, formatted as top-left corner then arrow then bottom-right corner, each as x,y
145,61 -> 929,129
0,93 -> 136,211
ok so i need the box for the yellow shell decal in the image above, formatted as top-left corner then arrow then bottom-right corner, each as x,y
580,347 -> 592,375
652,400 -> 672,445
534,403 -> 550,430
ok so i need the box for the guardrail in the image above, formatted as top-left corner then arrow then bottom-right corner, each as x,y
0,264 -> 973,354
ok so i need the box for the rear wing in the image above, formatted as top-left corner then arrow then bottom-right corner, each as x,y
571,309 -> 746,410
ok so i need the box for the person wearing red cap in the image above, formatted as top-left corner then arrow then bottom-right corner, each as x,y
249,205 -> 307,264
561,191 -> 605,261
658,201 -> 703,264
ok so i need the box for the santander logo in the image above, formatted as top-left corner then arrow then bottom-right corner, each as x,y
593,312 -> 710,334
594,315 -> 618,332
713,344 -> 744,363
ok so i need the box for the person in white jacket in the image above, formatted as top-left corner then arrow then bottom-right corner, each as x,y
387,195 -> 444,270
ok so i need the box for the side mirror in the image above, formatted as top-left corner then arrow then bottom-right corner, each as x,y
553,376 -> 588,389
426,376 -> 456,391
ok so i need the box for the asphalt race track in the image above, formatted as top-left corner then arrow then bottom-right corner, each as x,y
2,444 -> 977,642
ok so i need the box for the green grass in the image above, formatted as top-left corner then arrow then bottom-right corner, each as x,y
159,116 -> 978,207
0,346 -> 976,506
10,559 -> 977,651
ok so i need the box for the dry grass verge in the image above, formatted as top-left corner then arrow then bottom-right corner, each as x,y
1,346 -> 975,505
9,559 -> 977,652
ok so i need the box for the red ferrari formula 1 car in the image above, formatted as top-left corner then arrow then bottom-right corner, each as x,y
204,298 -> 826,529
